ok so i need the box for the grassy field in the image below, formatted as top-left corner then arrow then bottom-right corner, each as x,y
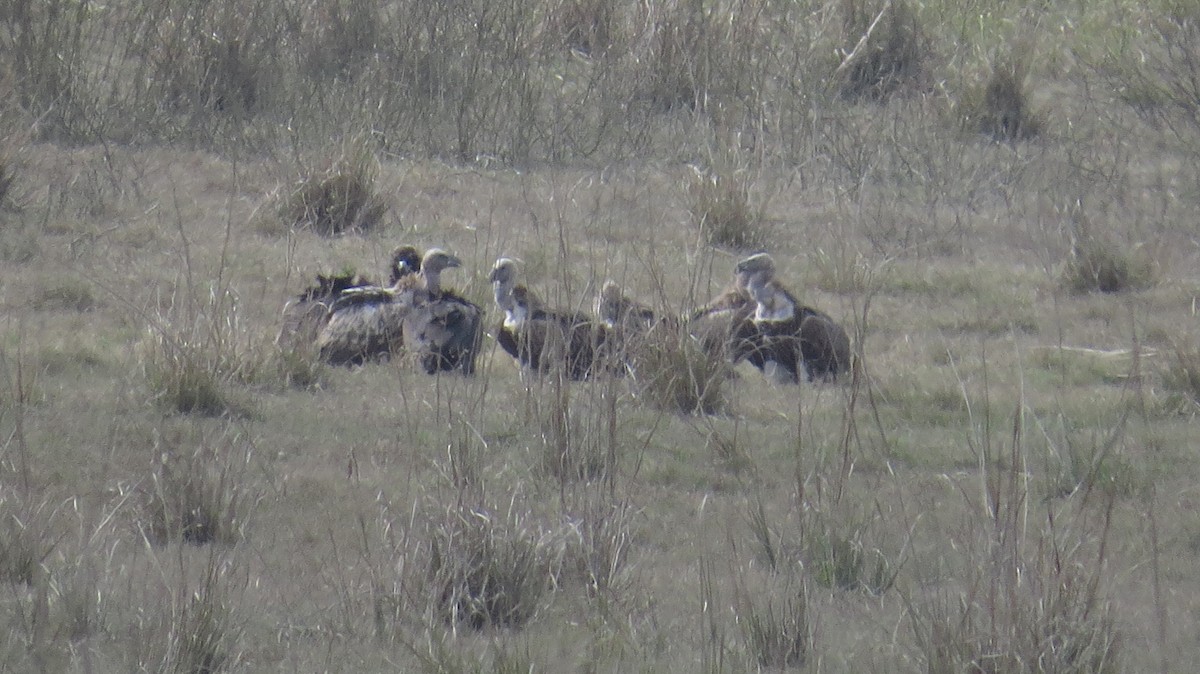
2,0 -> 1200,671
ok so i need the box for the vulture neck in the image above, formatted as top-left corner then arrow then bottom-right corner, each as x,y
493,280 -> 515,312
421,269 -> 443,295
750,278 -> 795,322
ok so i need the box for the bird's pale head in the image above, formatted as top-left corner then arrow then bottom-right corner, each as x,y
596,280 -> 623,323
422,248 -> 462,273
488,258 -> 519,286
734,252 -> 775,289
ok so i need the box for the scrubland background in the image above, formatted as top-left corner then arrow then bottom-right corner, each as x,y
2,0 -> 1199,671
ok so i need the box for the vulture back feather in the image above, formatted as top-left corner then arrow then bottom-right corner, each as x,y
317,282 -> 420,366
687,285 -> 765,368
278,271 -> 373,354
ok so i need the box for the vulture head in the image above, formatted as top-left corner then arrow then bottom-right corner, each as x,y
734,252 -> 776,290
419,248 -> 463,294
489,257 -> 520,310
388,245 -> 423,284
595,280 -> 625,327
729,249 -> 777,280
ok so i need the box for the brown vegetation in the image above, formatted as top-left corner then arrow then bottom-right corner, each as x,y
2,0 -> 1199,671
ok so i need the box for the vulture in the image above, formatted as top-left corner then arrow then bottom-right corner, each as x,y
595,280 -> 660,335
686,266 -> 765,369
594,280 -> 682,373
278,245 -> 422,358
735,253 -> 851,383
315,247 -> 483,371
400,249 -> 484,376
489,258 -> 615,380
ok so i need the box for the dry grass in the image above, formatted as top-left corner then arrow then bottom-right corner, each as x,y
0,151 -> 20,213
837,0 -> 927,101
1063,234 -> 1158,294
140,442 -> 256,547
732,566 -> 811,669
1163,338 -> 1200,412
0,496 -> 52,586
632,327 -> 733,415
3,0 -> 1200,670
687,168 -> 762,251
139,286 -> 264,417
971,60 -> 1043,142
268,147 -> 388,237
425,504 -> 553,630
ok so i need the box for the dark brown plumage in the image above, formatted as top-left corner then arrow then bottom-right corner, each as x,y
738,253 -> 851,383
595,280 -> 683,375
400,249 -> 484,376
687,275 -> 764,368
277,245 -> 423,361
316,278 -> 420,367
314,246 -> 469,368
595,280 -> 659,334
489,258 -> 615,380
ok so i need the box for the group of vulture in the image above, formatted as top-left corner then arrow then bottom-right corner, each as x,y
278,246 -> 852,386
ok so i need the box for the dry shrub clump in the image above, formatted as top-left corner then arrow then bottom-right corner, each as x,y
907,560 -> 1120,674
633,326 -> 732,415
560,498 -> 636,596
1062,235 -> 1157,294
3,0 -> 94,141
140,287 -> 263,417
748,500 -> 898,595
140,444 -> 255,546
157,556 -> 245,674
538,380 -> 618,483
688,169 -> 762,250
640,1 -> 715,111
297,0 -> 381,81
1162,338 -> 1200,412
547,0 -> 622,57
145,3 -> 283,117
0,151 -> 21,213
29,281 -> 98,312
426,505 -> 553,630
270,149 -> 388,237
0,496 -> 53,585
733,570 -> 811,669
837,0 -> 927,102
908,418 -> 1121,673
964,60 -> 1042,142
